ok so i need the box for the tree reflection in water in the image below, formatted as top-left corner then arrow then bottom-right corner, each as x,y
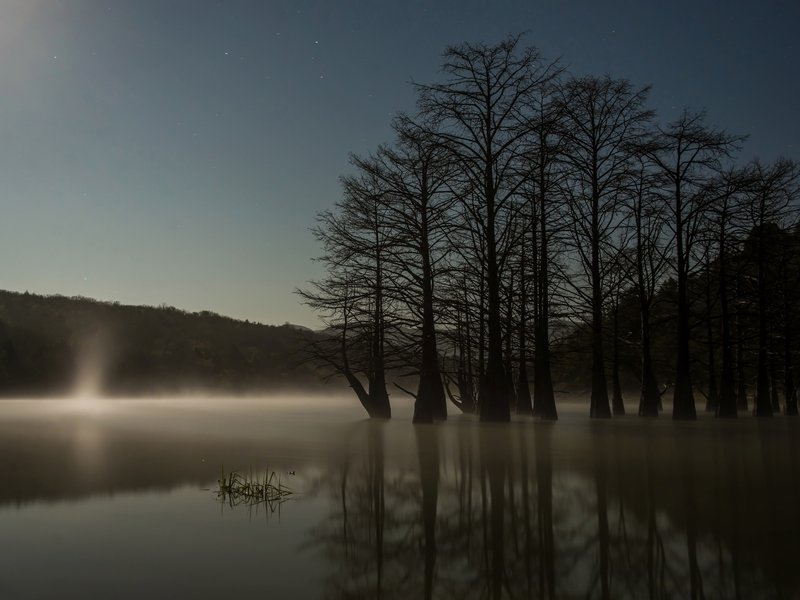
307,419 -> 800,599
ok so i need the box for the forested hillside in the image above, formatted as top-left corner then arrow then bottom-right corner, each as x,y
0,290 -> 323,396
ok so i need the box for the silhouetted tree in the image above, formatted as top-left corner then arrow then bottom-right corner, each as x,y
298,164 -> 396,418
524,79 -> 565,420
644,110 -> 742,420
743,159 -> 798,416
559,76 -> 653,418
621,157 -> 671,416
704,167 -> 749,418
780,225 -> 800,415
607,248 -> 632,416
352,117 -> 455,423
416,35 -> 559,421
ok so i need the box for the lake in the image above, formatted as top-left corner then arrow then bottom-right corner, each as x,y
0,396 -> 798,599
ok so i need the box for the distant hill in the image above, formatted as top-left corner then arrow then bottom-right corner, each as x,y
0,290 -> 327,396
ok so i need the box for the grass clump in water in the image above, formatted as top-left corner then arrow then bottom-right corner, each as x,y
217,468 -> 293,509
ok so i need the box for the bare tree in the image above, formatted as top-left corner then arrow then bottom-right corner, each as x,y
743,159 -> 798,416
620,156 -> 672,417
558,76 -> 653,418
523,79 -> 565,420
297,164 -> 396,418
415,35 -> 559,421
645,110 -> 742,420
353,116 -> 455,423
703,166 -> 750,418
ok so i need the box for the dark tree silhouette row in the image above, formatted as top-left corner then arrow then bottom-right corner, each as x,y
298,35 -> 799,423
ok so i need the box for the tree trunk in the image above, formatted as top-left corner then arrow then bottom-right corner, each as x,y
480,172 -> 511,422
755,222 -> 773,417
414,197 -> 447,423
517,253 -> 533,415
717,225 -> 737,418
735,275 -> 749,412
477,267 -> 487,412
639,306 -> 661,416
785,272 -> 798,415
770,358 -> 781,414
369,255 -> 391,419
461,287 -> 477,414
673,179 -> 697,420
611,302 -> 625,416
636,198 -> 660,417
705,255 -> 719,413
533,178 -> 558,420
590,180 -> 611,418
504,272 -> 517,412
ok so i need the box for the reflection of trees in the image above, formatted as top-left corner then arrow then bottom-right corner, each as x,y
416,425 -> 440,600
310,421 -> 391,598
307,421 -> 800,599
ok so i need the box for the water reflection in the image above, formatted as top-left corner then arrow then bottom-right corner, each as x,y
1,400 -> 799,598
310,418 -> 800,599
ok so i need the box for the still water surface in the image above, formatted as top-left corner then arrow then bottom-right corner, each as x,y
0,397 -> 798,599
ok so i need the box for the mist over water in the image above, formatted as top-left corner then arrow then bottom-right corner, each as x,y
0,396 -> 797,599
71,330 -> 112,400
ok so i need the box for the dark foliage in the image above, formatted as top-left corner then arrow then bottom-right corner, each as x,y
0,290 -> 324,396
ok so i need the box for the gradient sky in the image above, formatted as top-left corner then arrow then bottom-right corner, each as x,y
0,0 -> 797,326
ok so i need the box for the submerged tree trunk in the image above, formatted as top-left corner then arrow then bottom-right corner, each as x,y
457,284 -> 477,414
533,177 -> 557,420
369,252 -> 392,419
717,226 -> 737,417
735,275 -> 749,412
770,358 -> 781,414
590,187 -> 611,418
517,253 -> 533,415
755,222 -> 773,417
634,193 -> 660,417
504,271 -> 517,413
344,369 -> 384,419
639,305 -> 661,417
480,252 -> 511,421
414,198 -> 447,423
673,179 -> 697,420
736,344 -> 748,413
480,173 -> 511,422
785,286 -> 798,416
339,306 -> 390,419
705,253 -> 719,413
477,267 -> 487,413
611,302 -> 625,416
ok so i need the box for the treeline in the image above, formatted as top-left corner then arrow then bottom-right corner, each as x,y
0,290 -> 322,395
299,35 -> 800,423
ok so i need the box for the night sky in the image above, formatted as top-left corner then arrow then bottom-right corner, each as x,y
1,0 -> 797,326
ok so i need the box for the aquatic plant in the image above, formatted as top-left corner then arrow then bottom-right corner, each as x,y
216,468 -> 293,509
